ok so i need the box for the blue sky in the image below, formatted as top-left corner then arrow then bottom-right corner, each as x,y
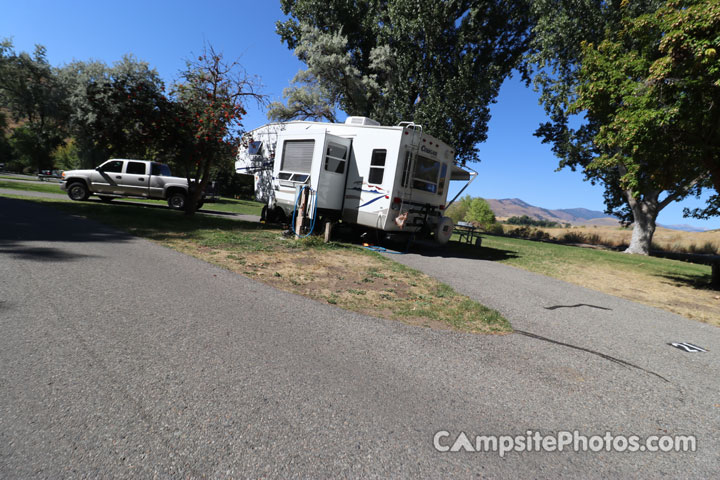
2,0 -> 717,229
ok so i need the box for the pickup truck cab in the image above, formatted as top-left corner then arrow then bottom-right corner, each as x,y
60,159 -> 202,210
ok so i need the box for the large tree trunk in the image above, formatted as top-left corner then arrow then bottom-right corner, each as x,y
624,191 -> 659,255
625,210 -> 658,254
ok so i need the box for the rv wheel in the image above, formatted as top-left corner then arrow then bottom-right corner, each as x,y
266,207 -> 284,224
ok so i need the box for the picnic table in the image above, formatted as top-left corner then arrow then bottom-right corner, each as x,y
454,222 -> 482,246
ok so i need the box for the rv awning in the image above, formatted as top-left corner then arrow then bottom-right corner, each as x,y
450,164 -> 471,181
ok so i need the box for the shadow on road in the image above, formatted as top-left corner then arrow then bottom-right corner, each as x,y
0,197 -> 128,261
409,241 -> 519,262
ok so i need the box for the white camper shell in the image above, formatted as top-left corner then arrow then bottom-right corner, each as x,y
236,117 -> 475,243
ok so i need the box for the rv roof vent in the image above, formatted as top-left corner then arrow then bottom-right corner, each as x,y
345,116 -> 381,126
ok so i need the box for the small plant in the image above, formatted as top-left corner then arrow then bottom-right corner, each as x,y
366,267 -> 386,278
434,283 -> 454,298
348,289 -> 366,295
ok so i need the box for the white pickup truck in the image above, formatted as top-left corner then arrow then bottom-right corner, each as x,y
60,159 -> 203,210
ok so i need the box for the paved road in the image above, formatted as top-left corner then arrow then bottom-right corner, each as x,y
1,196 -> 718,478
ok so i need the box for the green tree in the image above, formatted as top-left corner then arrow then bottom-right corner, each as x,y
0,109 -> 14,166
51,137 -> 81,170
59,56 -> 171,168
564,0 -> 720,253
465,197 -> 496,227
275,0 -> 532,164
0,40 -> 68,171
168,44 -> 265,214
267,70 -> 337,122
445,194 -> 472,223
525,0 -> 720,254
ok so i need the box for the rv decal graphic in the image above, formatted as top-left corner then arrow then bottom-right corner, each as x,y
350,187 -> 386,195
359,195 -> 388,208
421,145 -> 438,156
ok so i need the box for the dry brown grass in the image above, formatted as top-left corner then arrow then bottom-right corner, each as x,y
501,223 -> 720,253
164,237 -> 511,334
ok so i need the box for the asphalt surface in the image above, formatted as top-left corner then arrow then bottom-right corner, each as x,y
1,196 -> 719,478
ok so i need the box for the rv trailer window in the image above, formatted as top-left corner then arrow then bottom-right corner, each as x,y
412,156 -> 440,193
368,149 -> 386,185
401,151 -> 412,187
281,140 -> 315,174
248,141 -> 263,155
437,164 -> 448,196
324,142 -> 347,174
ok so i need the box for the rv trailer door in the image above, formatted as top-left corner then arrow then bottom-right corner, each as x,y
316,134 -> 352,212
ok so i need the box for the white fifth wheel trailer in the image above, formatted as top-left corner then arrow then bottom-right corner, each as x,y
235,117 -> 476,244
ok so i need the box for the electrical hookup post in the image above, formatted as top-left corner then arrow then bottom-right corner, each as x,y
294,185 -> 308,237
293,184 -> 318,238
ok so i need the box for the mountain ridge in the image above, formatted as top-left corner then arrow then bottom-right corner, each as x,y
485,198 -> 707,231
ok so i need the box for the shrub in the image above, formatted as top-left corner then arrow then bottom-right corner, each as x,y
484,223 -> 504,235
561,232 -> 586,244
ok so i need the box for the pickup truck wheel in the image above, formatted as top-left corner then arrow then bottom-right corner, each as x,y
67,182 -> 90,201
196,201 -> 204,210
167,192 -> 186,210
98,196 -> 114,203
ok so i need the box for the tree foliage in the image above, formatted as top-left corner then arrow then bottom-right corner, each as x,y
465,197 -> 496,226
60,56 -> 171,168
446,195 -> 496,227
0,40 -> 68,170
168,44 -> 265,213
570,0 -> 719,219
526,0 -> 719,254
506,215 -> 560,228
275,0 -> 532,164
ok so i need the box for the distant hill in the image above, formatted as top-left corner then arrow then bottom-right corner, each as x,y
486,198 -> 620,226
658,224 -> 708,233
485,198 -> 708,231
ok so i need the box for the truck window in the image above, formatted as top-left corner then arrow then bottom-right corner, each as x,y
368,149 -> 386,184
151,163 -> 172,176
100,160 -> 123,173
126,161 -> 147,175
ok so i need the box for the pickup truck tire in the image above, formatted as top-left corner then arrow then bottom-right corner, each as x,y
196,201 -> 204,210
98,196 -> 114,203
167,191 -> 187,210
67,182 -> 90,201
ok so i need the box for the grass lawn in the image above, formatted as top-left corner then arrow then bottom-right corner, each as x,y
0,179 -> 64,194
3,194 -> 511,334
454,233 -> 718,326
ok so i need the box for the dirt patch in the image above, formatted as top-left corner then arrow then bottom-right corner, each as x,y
166,238 -> 510,334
